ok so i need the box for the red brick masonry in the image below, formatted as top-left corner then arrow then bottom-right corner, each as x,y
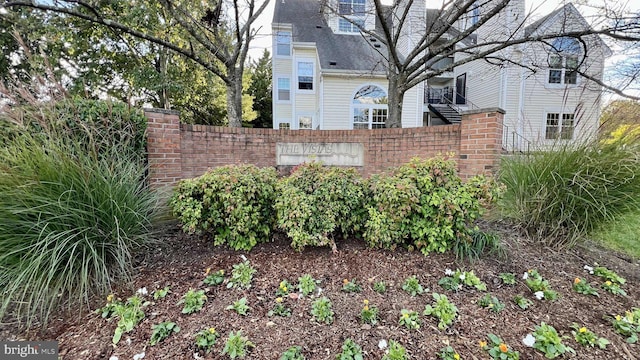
145,108 -> 504,188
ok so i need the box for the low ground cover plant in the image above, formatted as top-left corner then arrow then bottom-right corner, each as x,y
359,299 -> 378,325
99,295 -> 148,344
150,321 -> 180,345
523,269 -> 558,301
383,340 -> 409,360
226,297 -> 251,316
204,269 -> 225,286
281,346 -> 305,360
610,308 -> 640,343
228,261 -> 257,289
268,297 -> 291,317
402,275 -> 425,296
297,274 -> 319,296
179,289 -> 207,314
529,322 -> 575,358
424,293 -> 458,330
570,323 -> 609,349
222,331 -> 254,359
439,269 -> 487,291
311,297 -> 334,324
170,164 -> 277,251
399,309 -> 421,330
336,338 -> 363,360
478,294 -> 505,313
481,334 -> 519,359
341,278 -> 362,293
195,327 -> 219,353
438,345 -> 460,360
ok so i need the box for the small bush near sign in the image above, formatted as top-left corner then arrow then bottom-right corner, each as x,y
170,165 -> 277,251
364,157 -> 502,255
275,162 -> 368,251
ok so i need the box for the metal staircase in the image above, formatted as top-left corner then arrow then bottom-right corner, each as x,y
428,103 -> 462,124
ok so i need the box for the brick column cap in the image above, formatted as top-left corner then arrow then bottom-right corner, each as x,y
144,108 -> 181,115
460,107 -> 505,116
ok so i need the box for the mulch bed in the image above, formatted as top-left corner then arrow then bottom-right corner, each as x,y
2,221 -> 639,360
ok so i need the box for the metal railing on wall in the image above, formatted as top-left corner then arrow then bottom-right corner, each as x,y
502,124 -> 531,153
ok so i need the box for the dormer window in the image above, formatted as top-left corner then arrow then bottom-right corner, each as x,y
339,0 -> 365,15
338,0 -> 365,33
548,37 -> 582,85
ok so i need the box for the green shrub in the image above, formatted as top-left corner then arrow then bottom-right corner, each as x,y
170,164 -> 277,251
364,157 -> 501,255
499,141 -> 640,246
0,134 -> 161,327
275,162 -> 367,251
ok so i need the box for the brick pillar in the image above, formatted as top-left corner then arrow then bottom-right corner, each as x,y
145,108 -> 182,188
458,107 -> 504,179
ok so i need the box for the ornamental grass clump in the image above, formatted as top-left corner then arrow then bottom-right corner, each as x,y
275,162 -> 367,251
499,139 -> 640,247
170,164 -> 277,251
0,133 -> 161,327
364,156 -> 501,256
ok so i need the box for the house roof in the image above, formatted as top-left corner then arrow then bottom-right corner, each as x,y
523,3 -> 612,56
272,0 -> 386,73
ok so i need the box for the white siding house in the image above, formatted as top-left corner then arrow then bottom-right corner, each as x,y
272,0 -> 609,150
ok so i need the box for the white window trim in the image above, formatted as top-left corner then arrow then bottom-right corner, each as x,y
545,55 -> 580,88
296,59 -> 315,94
350,83 -> 388,130
275,75 -> 291,103
275,118 -> 292,130
336,17 -> 366,34
274,30 -> 292,58
296,113 -> 315,130
543,110 -> 576,141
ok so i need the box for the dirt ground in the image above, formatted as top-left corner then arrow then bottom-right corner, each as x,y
2,221 -> 639,360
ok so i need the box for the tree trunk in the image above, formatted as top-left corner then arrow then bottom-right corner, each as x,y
386,72 -> 405,128
226,67 -> 244,128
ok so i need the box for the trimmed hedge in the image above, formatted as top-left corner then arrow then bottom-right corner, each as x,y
275,162 -> 367,251
171,157 -> 500,255
170,165 -> 277,251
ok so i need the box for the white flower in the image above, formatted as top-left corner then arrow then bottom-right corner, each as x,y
133,352 -> 145,360
445,269 -> 454,276
136,287 -> 148,296
522,272 -> 529,280
458,273 -> 466,281
240,254 -> 247,261
109,356 -> 119,360
523,334 -> 536,347
534,291 -> 544,300
378,339 -> 388,350
584,265 -> 594,274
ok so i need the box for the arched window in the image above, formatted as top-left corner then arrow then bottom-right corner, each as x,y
548,37 -> 582,85
352,85 -> 388,129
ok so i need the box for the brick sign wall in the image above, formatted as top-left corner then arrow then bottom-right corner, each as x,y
145,108 -> 504,188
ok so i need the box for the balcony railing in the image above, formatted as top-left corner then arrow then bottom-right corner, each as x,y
426,87 -> 453,104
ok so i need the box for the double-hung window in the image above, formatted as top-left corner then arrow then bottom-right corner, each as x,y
297,61 -> 314,91
545,112 -> 575,140
548,37 -> 581,85
276,77 -> 290,101
338,0 -> 365,33
275,31 -> 291,57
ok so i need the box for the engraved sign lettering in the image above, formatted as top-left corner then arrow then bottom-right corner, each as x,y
276,142 -> 364,166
